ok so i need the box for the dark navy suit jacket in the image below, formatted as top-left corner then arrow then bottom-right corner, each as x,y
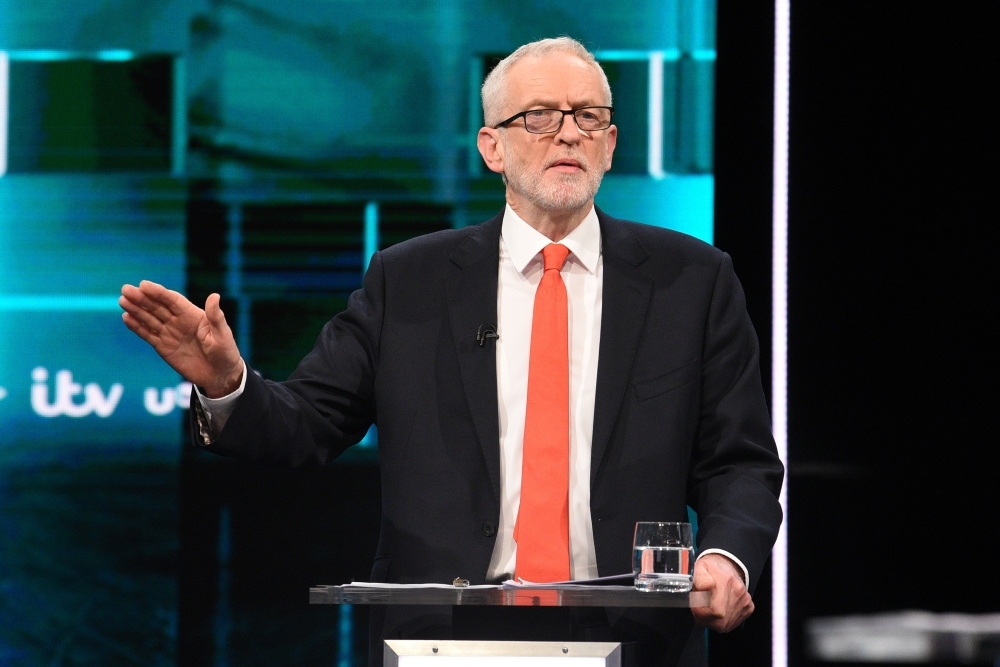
200,208 -> 783,666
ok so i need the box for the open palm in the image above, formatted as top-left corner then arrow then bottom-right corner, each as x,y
120,280 -> 244,397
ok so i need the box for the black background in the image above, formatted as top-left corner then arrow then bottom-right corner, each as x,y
714,2 -> 996,665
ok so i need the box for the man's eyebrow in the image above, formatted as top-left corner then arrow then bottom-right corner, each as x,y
520,98 -> 560,109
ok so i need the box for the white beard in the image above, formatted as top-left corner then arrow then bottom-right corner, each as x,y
501,137 -> 607,212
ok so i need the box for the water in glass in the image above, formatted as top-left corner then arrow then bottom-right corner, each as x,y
632,522 -> 695,592
633,545 -> 695,592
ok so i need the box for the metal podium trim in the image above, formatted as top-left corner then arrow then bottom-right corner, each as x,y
384,640 -> 621,666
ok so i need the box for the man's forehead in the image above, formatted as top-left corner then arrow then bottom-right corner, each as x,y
506,53 -> 605,104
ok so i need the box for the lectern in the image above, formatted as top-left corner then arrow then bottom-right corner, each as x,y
310,584 -> 709,666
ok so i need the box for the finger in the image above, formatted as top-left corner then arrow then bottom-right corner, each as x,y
710,596 -> 728,620
136,285 -> 187,320
691,606 -> 718,624
205,293 -> 227,329
691,587 -> 726,623
138,280 -> 192,317
122,312 -> 159,345
692,561 -> 715,596
692,607 -> 728,633
119,295 -> 165,333
122,285 -> 177,324
715,578 -> 742,619
693,609 -> 734,633
121,283 -> 152,308
723,596 -> 754,633
724,591 -> 755,632
693,584 -> 756,632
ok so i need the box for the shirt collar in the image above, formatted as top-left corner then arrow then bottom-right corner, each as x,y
501,204 -> 602,275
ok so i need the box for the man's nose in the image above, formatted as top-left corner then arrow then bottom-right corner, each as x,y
553,113 -> 584,145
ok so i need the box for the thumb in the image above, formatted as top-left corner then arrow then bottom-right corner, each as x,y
205,293 -> 227,329
693,559 -> 716,591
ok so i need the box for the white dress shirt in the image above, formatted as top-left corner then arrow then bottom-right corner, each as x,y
197,203 -> 750,586
487,204 -> 604,581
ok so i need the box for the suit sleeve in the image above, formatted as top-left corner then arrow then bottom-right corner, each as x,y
191,251 -> 386,467
687,252 -> 784,593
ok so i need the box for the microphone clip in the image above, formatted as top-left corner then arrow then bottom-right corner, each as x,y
476,324 -> 499,347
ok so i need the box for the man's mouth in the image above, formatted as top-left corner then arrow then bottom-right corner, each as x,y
547,157 -> 585,172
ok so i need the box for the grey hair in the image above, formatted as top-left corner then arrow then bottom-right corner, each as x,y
481,36 -> 613,127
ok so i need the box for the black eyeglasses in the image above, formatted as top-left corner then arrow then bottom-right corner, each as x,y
494,106 -> 614,134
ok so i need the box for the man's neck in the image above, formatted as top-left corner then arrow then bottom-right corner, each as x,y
506,195 -> 594,242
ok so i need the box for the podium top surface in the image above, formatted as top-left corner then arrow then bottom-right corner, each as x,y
309,584 -> 708,608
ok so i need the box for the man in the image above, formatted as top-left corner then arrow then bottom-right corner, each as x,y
121,37 -> 782,667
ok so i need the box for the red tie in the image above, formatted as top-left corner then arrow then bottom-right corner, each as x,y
514,243 -> 571,582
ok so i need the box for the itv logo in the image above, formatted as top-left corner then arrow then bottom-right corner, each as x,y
31,367 -> 123,418
26,367 -> 192,418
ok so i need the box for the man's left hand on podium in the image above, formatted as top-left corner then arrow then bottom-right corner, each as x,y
690,553 -> 754,632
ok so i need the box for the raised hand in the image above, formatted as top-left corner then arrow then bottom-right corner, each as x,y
120,280 -> 244,398
690,553 -> 755,633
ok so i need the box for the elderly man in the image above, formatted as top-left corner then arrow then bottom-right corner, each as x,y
121,37 -> 782,667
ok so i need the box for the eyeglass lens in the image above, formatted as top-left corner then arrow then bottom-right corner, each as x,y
524,108 -> 612,133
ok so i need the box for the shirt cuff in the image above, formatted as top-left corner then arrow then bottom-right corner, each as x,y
193,359 -> 247,442
696,548 -> 750,588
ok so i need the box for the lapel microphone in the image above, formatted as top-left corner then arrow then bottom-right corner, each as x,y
476,324 -> 499,347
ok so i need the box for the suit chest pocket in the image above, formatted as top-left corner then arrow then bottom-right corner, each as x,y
633,359 -> 699,402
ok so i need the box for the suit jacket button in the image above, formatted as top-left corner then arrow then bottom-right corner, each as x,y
481,522 -> 496,537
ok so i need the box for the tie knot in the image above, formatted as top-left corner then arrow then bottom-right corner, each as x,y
542,244 -> 570,272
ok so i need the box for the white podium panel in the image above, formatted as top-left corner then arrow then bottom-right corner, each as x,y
385,640 -> 621,667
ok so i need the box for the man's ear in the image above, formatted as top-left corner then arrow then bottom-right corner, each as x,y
477,127 -> 506,175
604,124 -> 618,172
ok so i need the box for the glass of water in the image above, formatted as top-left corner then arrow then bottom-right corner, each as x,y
633,522 -> 695,592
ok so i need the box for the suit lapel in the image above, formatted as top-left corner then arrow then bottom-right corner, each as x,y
591,210 -> 654,484
447,212 -> 504,505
